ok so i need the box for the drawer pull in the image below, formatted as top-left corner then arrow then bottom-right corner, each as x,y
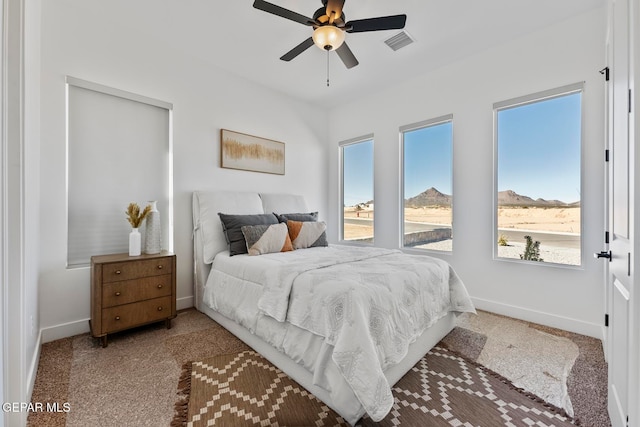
157,284 -> 163,289
115,316 -> 120,321
115,270 -> 121,275
157,265 -> 163,270
115,292 -> 121,296
157,306 -> 163,311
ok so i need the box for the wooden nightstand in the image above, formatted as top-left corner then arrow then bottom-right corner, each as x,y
90,251 -> 176,347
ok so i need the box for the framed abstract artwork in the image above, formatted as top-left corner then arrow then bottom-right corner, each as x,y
220,129 -> 285,175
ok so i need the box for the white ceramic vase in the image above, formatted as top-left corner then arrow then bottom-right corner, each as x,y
144,200 -> 161,254
129,228 -> 141,256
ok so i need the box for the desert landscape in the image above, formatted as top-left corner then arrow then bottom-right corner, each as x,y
343,188 -> 581,265
496,206 -> 579,233
343,206 -> 579,236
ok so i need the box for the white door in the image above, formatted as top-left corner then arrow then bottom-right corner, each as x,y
605,0 -> 632,425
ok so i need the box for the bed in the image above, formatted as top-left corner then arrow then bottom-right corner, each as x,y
192,190 -> 475,424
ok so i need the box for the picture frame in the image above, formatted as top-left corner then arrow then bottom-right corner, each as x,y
220,129 -> 285,175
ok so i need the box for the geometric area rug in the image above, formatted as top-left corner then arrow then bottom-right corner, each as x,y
172,350 -> 347,426
172,347 -> 579,426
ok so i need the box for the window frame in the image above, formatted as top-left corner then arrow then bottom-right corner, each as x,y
492,82 -> 584,267
399,114 -> 454,253
339,134 -> 375,244
65,76 -> 174,268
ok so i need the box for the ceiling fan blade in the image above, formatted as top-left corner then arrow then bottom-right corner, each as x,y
280,37 -> 315,61
346,14 -> 407,33
325,0 -> 345,24
253,0 -> 314,26
335,42 -> 359,69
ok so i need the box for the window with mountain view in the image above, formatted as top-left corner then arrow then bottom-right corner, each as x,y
495,85 -> 582,266
401,116 -> 453,252
341,137 -> 374,242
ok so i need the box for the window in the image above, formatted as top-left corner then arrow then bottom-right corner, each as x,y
67,77 -> 173,267
340,136 -> 374,242
495,83 -> 582,266
401,116 -> 453,251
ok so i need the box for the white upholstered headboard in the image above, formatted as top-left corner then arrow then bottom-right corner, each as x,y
192,191 -> 308,310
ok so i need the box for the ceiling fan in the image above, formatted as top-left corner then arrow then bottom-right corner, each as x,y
253,0 -> 407,69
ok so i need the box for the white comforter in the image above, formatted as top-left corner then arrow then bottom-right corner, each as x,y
229,245 -> 475,422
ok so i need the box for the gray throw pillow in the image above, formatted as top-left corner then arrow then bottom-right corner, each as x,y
274,212 -> 318,223
218,213 -> 278,256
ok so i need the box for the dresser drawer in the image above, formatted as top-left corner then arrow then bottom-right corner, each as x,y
102,257 -> 172,283
101,296 -> 172,333
91,252 -> 176,346
102,274 -> 172,308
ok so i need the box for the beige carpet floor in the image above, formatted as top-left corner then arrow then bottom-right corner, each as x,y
27,308 -> 609,427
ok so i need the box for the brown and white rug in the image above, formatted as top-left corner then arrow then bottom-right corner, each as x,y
172,350 -> 347,426
172,346 -> 578,427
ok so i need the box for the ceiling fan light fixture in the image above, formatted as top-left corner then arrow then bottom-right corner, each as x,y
312,25 -> 345,51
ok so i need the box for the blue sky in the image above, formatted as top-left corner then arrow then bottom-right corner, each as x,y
404,122 -> 453,198
343,92 -> 581,206
498,92 -> 581,203
343,140 -> 374,206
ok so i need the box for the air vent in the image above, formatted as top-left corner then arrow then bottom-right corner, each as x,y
383,31 -> 414,51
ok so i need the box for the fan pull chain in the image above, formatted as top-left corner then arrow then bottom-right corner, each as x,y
326,50 -> 330,87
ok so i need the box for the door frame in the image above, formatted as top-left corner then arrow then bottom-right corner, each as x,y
2,0 -> 27,426
629,0 -> 640,422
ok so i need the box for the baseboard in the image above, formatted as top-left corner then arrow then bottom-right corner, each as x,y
41,318 -> 90,344
472,297 -> 604,340
41,298 -> 194,343
26,329 -> 43,402
177,295 -> 194,311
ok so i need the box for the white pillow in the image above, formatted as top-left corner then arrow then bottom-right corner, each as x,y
193,191 -> 263,264
260,193 -> 308,214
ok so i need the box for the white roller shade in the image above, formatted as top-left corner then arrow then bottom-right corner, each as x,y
67,80 -> 171,267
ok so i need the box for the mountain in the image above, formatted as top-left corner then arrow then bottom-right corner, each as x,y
403,188 -> 577,208
405,187 -> 452,207
498,190 -> 537,206
498,190 -> 576,207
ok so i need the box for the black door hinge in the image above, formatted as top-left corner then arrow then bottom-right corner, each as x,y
605,149 -> 610,162
605,314 -> 609,327
600,67 -> 610,81
605,231 -> 610,244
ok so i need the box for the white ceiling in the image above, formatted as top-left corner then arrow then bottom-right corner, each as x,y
73,0 -> 605,108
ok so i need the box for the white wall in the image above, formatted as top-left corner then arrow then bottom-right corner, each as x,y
3,0 -> 43,421
2,0 -> 44,423
327,8 -> 606,337
38,1 -> 328,341
24,0 -> 41,400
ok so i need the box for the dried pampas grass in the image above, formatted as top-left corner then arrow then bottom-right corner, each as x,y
126,203 -> 151,228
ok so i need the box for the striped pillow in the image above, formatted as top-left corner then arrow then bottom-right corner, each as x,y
241,223 -> 293,256
287,220 -> 328,249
